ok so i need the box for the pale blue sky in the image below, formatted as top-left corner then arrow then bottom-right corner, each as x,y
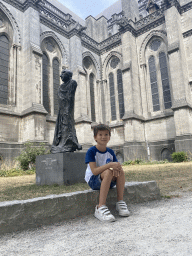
57,0 -> 118,19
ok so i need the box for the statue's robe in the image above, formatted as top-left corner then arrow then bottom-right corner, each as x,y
51,79 -> 80,153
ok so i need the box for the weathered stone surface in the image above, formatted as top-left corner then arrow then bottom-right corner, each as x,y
1,0 -> 192,163
0,181 -> 161,235
36,152 -> 87,185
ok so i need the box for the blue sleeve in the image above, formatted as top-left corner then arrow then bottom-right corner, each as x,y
85,147 -> 96,164
108,148 -> 118,162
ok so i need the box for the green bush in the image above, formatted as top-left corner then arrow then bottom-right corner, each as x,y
16,142 -> 49,170
171,151 -> 188,163
122,160 -> 132,166
123,159 -> 144,165
134,158 -> 144,164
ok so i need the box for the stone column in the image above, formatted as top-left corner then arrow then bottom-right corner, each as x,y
69,35 -> 82,72
19,7 -> 48,142
121,31 -> 142,117
73,66 -> 93,150
102,79 -> 109,123
139,63 -> 149,118
165,6 -> 192,152
9,44 -> 20,106
22,7 -> 42,110
122,62 -> 133,115
121,31 -> 146,160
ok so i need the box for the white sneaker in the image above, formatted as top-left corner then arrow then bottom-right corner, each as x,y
94,205 -> 116,222
116,201 -> 130,217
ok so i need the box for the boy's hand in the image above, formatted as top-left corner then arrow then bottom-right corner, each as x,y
110,162 -> 123,177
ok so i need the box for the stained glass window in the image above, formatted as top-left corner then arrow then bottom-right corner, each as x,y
117,69 -> 125,119
148,56 -> 160,111
110,57 -> 120,69
150,39 -> 161,51
53,58 -> 60,115
42,53 -> 50,113
0,35 -> 9,105
90,73 -> 96,122
109,72 -> 116,120
159,52 -> 172,109
83,57 -> 92,70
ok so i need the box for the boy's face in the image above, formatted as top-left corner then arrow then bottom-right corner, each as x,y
94,129 -> 110,146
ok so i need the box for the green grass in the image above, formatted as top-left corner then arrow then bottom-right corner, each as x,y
0,162 -> 192,202
0,181 -> 90,202
123,162 -> 192,197
0,168 -> 35,177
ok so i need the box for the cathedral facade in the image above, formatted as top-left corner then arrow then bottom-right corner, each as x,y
1,0 -> 192,162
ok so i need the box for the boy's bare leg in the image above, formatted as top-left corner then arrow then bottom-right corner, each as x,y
99,169 -> 113,207
116,171 -> 125,201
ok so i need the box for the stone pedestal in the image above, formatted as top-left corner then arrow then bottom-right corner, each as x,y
36,152 -> 86,185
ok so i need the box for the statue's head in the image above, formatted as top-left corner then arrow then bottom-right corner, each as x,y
60,70 -> 73,82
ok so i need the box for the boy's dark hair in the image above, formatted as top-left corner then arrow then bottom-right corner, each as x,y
93,124 -> 111,137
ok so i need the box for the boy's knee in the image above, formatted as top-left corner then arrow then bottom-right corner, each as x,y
102,169 -> 113,179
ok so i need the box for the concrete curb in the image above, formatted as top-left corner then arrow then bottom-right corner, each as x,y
0,181 -> 161,235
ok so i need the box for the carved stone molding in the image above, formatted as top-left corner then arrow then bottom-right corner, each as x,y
99,33 -> 121,54
171,98 -> 192,110
122,111 -> 145,122
40,31 -> 68,66
31,43 -> 43,56
102,51 -> 123,79
181,0 -> 192,14
1,0 -> 23,12
82,51 -> 100,78
136,16 -> 165,37
168,41 -> 179,55
0,1 -> 21,45
183,29 -> 192,38
122,62 -> 131,72
139,30 -> 167,63
3,0 -> 192,57
135,9 -> 164,30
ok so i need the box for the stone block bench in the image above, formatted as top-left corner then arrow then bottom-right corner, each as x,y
0,181 -> 161,235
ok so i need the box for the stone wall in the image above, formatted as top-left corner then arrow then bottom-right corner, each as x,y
1,0 -> 192,162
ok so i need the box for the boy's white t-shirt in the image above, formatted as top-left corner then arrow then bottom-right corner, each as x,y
85,146 -> 118,183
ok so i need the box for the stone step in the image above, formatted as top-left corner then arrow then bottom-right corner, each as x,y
0,181 -> 161,235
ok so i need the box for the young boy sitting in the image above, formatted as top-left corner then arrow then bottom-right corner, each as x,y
85,124 -> 130,222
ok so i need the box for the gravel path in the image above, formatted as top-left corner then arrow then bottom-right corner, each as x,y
0,192 -> 192,256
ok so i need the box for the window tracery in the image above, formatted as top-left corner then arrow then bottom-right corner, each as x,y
117,69 -> 125,119
90,73 -> 96,122
42,53 -> 50,113
109,72 -> 117,121
41,36 -> 62,116
106,55 -> 124,122
83,56 -> 97,122
0,35 -> 9,105
53,58 -> 60,115
148,55 -> 160,111
146,37 -> 172,112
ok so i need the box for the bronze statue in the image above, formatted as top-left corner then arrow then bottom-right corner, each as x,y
51,70 -> 82,153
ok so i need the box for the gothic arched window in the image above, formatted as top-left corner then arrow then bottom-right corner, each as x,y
159,52 -> 172,109
109,72 -> 116,120
117,69 -> 125,119
90,73 -> 96,122
148,55 -> 160,112
0,35 -> 9,105
53,58 -> 60,115
42,53 -> 50,113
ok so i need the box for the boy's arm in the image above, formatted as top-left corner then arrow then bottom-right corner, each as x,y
89,161 -> 123,176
